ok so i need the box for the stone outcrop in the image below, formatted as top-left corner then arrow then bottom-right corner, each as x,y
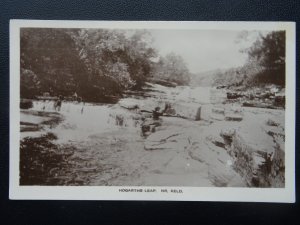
227,86 -> 285,109
218,123 -> 285,187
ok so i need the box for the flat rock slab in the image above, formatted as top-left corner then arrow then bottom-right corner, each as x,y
21,111 -> 52,124
189,140 -> 245,187
118,98 -> 141,109
144,130 -> 188,151
210,113 -> 225,121
20,124 -> 40,132
212,107 -> 225,114
225,113 -> 243,121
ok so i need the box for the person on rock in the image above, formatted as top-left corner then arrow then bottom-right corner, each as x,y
141,106 -> 164,137
152,106 -> 164,120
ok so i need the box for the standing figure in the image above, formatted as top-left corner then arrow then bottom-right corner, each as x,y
54,95 -> 63,111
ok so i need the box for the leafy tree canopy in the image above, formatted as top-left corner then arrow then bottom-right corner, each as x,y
247,31 -> 286,86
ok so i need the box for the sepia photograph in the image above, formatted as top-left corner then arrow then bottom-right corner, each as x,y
9,20 -> 295,201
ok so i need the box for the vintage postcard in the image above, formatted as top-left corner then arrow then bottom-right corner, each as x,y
9,20 -> 295,202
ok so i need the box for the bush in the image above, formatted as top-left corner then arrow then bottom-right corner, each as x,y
20,99 -> 33,109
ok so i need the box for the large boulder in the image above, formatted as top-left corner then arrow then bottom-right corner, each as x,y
171,102 -> 202,120
189,139 -> 245,187
225,124 -> 285,187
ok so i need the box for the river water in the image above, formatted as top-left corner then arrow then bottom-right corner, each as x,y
27,85 -> 225,143
21,85 -> 250,186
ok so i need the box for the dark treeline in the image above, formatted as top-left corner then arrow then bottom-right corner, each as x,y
247,31 -> 285,86
215,31 -> 286,88
191,31 -> 286,89
20,28 -> 190,102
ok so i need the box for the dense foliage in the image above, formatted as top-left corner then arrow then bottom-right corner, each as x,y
20,28 -> 190,102
151,53 -> 190,86
247,31 -> 286,86
207,31 -> 286,88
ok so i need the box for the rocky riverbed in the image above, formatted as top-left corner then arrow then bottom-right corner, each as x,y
20,83 -> 285,187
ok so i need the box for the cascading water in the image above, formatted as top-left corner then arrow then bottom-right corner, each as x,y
32,100 -> 57,111
29,100 -> 142,143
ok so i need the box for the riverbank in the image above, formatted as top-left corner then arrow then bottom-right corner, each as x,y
19,84 -> 285,187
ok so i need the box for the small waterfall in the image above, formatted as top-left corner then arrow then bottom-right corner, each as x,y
32,100 -> 56,111
29,100 -> 141,143
32,100 -> 85,113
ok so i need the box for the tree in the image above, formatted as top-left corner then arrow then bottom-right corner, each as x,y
20,69 -> 40,98
247,31 -> 285,86
152,53 -> 190,85
21,28 -> 157,101
69,29 -> 156,92
126,30 -> 157,89
20,28 -> 87,96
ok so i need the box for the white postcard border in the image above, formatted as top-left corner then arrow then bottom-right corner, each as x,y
9,20 -> 296,202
